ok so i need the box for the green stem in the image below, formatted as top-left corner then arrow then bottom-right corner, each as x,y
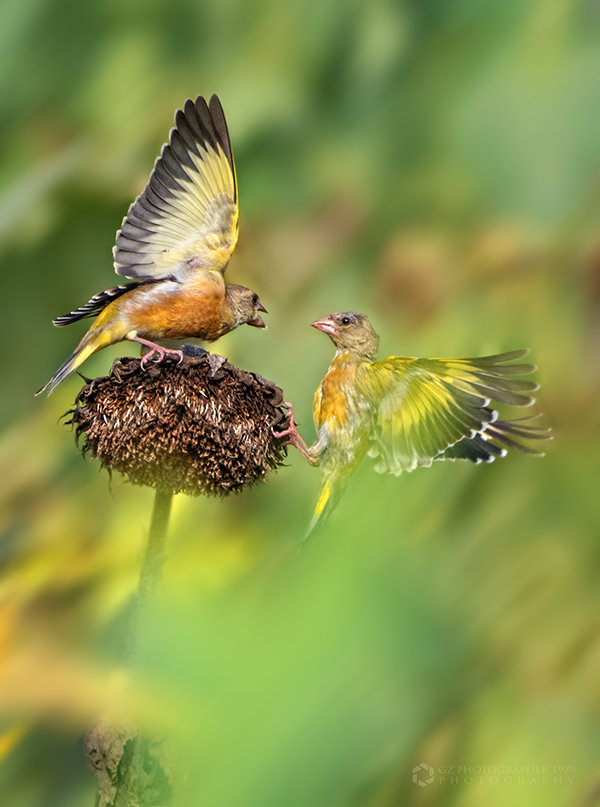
122,487 -> 173,660
136,487 -> 173,628
110,487 -> 174,807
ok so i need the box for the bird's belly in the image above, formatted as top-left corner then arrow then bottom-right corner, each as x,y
126,285 -> 229,341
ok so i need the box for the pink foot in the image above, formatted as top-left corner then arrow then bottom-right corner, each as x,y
272,401 -> 300,440
273,402 -> 318,465
129,336 -> 184,368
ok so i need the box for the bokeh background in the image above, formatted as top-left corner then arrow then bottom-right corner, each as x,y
1,0 -> 600,804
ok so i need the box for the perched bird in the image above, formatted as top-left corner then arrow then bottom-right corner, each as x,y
276,312 -> 550,534
37,94 -> 267,396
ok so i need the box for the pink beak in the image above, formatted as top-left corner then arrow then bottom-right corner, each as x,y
311,316 -> 337,336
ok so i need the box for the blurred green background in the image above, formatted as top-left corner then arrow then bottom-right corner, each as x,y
1,0 -> 600,804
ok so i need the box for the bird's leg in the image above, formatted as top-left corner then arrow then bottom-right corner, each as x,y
128,336 -> 184,368
273,402 -> 320,466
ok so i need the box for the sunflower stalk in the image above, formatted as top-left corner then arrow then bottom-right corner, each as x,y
86,488 -> 175,807
111,487 -> 173,806
131,487 -> 173,656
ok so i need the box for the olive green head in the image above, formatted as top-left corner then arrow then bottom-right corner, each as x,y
311,312 -> 379,359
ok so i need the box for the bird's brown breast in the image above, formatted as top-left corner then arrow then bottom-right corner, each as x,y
122,279 -> 234,341
315,359 -> 358,431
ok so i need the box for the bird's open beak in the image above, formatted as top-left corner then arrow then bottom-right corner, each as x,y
311,316 -> 337,336
247,300 -> 268,328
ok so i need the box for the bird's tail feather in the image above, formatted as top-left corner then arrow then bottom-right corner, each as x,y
35,332 -> 104,396
303,473 -> 346,542
307,480 -> 333,534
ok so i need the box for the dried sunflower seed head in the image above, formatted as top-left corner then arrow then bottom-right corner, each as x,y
64,350 -> 290,495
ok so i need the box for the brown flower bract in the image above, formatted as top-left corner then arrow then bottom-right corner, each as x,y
65,350 -> 289,495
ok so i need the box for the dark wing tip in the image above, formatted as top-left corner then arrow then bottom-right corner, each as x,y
176,96 -> 205,123
208,94 -> 224,116
206,94 -> 235,186
172,94 -> 234,178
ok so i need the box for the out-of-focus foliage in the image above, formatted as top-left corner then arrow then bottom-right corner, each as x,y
1,0 -> 599,805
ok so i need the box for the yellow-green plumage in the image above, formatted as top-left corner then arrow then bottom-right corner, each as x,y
296,313 -> 550,536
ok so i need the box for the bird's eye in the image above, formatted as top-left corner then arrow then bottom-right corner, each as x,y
341,316 -> 351,325
252,293 -> 259,306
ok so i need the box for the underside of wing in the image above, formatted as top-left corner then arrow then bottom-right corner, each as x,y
363,350 -> 545,474
113,94 -> 238,281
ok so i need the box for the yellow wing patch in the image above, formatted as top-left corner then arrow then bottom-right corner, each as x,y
113,95 -> 239,281
361,351 -> 540,474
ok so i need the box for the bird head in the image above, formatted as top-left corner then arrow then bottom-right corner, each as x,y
226,285 -> 268,329
311,312 -> 379,359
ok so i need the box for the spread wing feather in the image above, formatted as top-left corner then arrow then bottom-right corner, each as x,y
113,95 -> 238,281
362,350 -> 549,474
442,415 -> 551,462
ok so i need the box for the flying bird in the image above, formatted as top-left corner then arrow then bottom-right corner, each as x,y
37,94 -> 267,396
276,312 -> 550,534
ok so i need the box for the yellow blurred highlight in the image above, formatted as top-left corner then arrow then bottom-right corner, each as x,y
0,723 -> 29,761
0,635 -> 184,736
